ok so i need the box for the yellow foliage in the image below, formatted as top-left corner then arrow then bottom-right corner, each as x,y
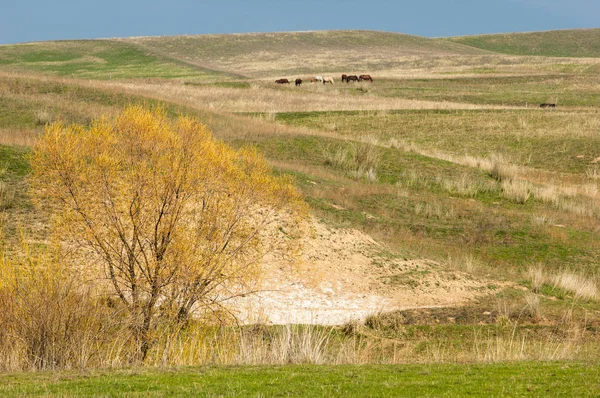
0,235 -> 111,370
30,105 -> 306,361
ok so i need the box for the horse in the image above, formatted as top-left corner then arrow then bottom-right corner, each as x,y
323,77 -> 334,84
311,77 -> 317,83
341,74 -> 347,83
346,75 -> 359,83
275,79 -> 290,84
314,76 -> 324,83
295,78 -> 303,86
359,74 -> 373,82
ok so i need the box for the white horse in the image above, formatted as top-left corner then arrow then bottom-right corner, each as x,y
314,76 -> 324,83
323,76 -> 334,84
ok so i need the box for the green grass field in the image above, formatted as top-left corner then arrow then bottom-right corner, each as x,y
0,40 -> 224,80
1,363 -> 598,397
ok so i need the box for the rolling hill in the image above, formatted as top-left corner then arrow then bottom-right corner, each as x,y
121,30 -> 491,77
0,39 -> 226,80
5,29 -> 600,79
444,28 -> 600,58
0,30 -> 492,79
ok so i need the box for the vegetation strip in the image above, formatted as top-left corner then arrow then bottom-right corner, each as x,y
0,363 -> 598,397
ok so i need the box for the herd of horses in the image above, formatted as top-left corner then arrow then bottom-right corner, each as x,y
274,77 -> 557,109
275,74 -> 373,86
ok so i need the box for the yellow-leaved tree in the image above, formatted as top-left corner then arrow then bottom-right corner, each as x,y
31,106 -> 305,361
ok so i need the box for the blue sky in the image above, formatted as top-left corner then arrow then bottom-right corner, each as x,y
1,0 -> 598,44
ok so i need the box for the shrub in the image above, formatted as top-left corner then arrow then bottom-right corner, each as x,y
30,106 -> 306,362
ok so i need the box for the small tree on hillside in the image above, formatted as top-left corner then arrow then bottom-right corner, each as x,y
31,106 -> 305,361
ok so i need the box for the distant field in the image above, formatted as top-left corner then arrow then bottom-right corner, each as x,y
122,30 -> 490,77
445,29 -> 600,58
1,363 -> 598,397
270,108 -> 600,173
352,75 -> 600,107
4,30 -> 600,80
0,40 -> 223,80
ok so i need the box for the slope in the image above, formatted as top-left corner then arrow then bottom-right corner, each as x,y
122,30 -> 491,77
444,28 -> 600,58
0,39 -> 227,81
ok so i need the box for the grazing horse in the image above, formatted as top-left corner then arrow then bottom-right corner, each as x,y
341,74 -> 348,82
314,76 -> 324,83
311,77 -> 317,83
540,103 -> 556,108
323,77 -> 334,84
346,75 -> 359,83
275,78 -> 290,84
295,78 -> 303,86
359,74 -> 373,82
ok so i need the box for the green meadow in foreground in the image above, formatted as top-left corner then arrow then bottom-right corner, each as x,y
0,363 -> 598,397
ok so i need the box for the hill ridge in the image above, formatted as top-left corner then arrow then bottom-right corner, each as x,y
444,28 -> 600,58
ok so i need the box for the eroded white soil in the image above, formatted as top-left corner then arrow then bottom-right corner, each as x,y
233,219 -> 495,325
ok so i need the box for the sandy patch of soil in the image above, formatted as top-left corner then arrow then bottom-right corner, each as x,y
234,219 -> 497,325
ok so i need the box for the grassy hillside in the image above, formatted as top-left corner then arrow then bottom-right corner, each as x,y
5,30 -> 600,80
0,31 -> 492,80
123,30 -> 491,77
0,39 -> 225,80
445,29 -> 600,58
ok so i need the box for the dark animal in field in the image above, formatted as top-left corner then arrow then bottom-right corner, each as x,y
323,76 -> 334,84
346,75 -> 359,83
295,78 -> 302,86
275,79 -> 290,84
540,97 -> 558,108
359,74 -> 373,82
341,74 -> 347,82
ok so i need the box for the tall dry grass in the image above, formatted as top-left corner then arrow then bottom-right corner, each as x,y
525,264 -> 599,302
145,317 -> 595,366
386,138 -> 600,215
553,271 -> 599,301
0,128 -> 39,147
501,178 -> 532,204
470,321 -> 587,362
76,78 -> 518,113
0,240 -> 120,371
322,141 -> 380,182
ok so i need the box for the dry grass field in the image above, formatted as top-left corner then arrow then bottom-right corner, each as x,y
0,30 -> 600,372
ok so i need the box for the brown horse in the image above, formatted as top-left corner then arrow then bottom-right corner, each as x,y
341,74 -> 347,82
275,78 -> 290,84
346,75 -> 359,83
295,78 -> 302,86
359,74 -> 373,82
